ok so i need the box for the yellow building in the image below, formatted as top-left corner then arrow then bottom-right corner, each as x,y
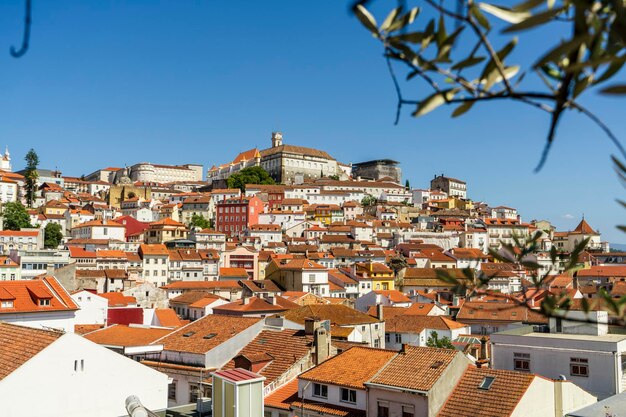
355,261 -> 395,291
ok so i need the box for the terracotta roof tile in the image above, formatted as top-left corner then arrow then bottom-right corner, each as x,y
0,277 -> 78,313
155,308 -> 184,327
224,329 -> 313,385
438,366 -> 535,417
368,345 -> 458,391
0,322 -> 63,380
284,304 -> 379,326
154,314 -> 261,354
84,324 -> 172,347
299,346 -> 395,389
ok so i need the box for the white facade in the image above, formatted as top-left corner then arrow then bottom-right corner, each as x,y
71,290 -> 108,325
0,178 -> 17,203
491,322 -> 626,399
0,331 -> 168,417
130,162 -> 203,183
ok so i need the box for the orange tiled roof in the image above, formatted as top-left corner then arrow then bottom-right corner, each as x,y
155,308 -> 184,327
224,329 -> 313,386
213,296 -> 299,313
74,219 -> 125,228
264,379 -> 298,410
368,345 -> 458,391
0,276 -> 79,313
0,322 -> 63,380
284,304 -> 379,326
457,301 -> 547,323
219,267 -> 249,277
386,315 -> 468,334
299,346 -> 396,389
99,292 -> 137,307
160,281 -> 241,290
84,324 -> 172,347
153,314 -> 261,354
438,366 -> 535,417
572,218 -> 598,235
0,230 -> 39,237
374,290 -> 411,303
139,243 -> 169,256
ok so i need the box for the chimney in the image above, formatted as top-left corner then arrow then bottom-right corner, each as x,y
400,343 -> 408,354
243,296 -> 250,305
304,317 -> 321,335
476,336 -> 489,368
313,326 -> 330,365
376,304 -> 384,321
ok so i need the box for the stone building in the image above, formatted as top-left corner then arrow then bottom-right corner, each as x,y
352,159 -> 402,183
260,132 -> 339,184
430,174 -> 467,199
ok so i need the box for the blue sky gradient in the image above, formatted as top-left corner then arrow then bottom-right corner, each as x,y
0,1 -> 624,241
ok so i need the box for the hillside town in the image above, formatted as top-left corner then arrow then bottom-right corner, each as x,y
0,133 -> 624,417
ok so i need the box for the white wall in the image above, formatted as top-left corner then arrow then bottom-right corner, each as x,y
0,333 -> 168,417
71,291 -> 108,325
0,310 -> 76,333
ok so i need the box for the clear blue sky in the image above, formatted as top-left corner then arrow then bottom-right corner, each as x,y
0,1 -> 624,242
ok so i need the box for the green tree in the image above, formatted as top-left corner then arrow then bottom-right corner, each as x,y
405,179 -> 410,190
44,223 -> 63,248
24,148 -> 39,207
426,331 -> 455,349
353,1 -> 626,170
190,214 -> 212,230
328,174 -> 340,180
361,194 -> 377,207
226,166 -> 275,192
2,201 -> 32,230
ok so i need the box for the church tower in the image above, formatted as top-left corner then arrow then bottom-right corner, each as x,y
271,131 -> 283,148
0,147 -> 11,172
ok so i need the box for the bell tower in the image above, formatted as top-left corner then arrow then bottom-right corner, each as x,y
271,131 -> 283,148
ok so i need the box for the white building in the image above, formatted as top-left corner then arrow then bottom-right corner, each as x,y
71,219 -> 126,241
0,322 -> 168,417
129,162 -> 203,183
71,290 -> 108,325
0,276 -> 77,333
491,312 -> 626,399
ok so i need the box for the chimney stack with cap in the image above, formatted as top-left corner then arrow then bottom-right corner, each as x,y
476,336 -> 490,368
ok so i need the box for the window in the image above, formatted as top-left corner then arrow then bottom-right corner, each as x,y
514,352 -> 530,371
394,333 -> 402,343
1,300 -> 13,308
385,333 -> 390,343
374,338 -> 380,348
571,358 -> 589,377
340,388 -> 357,404
168,380 -> 177,400
308,274 -> 315,283
39,299 -> 50,306
377,402 -> 389,417
402,406 -> 414,417
478,376 -> 495,390
313,383 -> 328,398
189,384 -> 199,403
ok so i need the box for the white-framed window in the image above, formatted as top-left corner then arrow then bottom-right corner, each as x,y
514,352 -> 530,371
340,388 -> 357,404
312,383 -> 328,398
571,358 -> 589,377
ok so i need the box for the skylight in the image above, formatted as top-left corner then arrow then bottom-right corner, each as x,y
203,333 -> 217,339
182,331 -> 196,337
478,376 -> 495,390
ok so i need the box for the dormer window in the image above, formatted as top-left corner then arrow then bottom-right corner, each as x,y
1,300 -> 14,308
39,299 -> 50,306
